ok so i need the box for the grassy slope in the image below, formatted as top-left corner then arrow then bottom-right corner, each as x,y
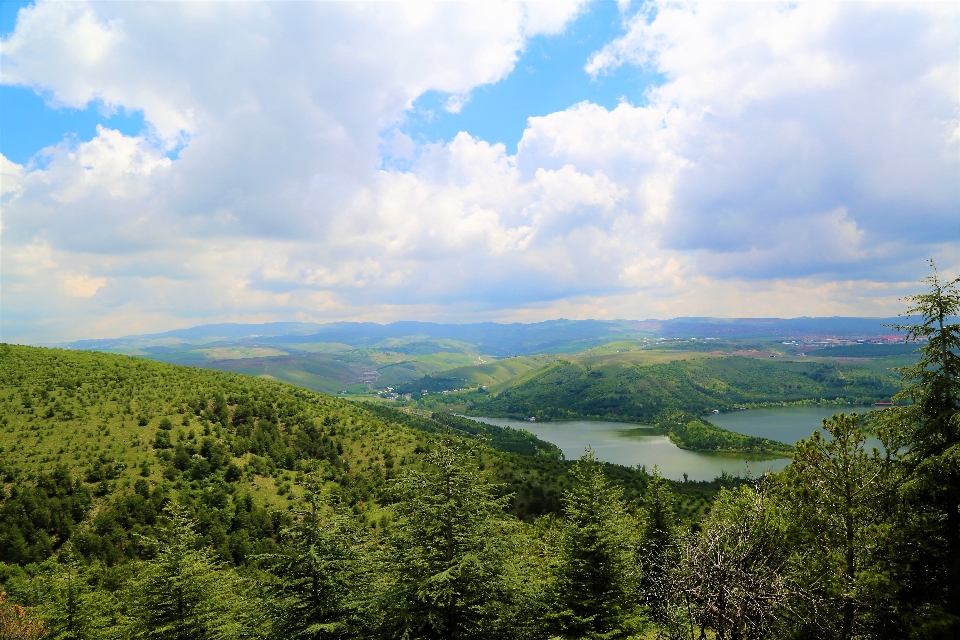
0,345 -> 735,568
0,345 -> 421,513
401,349 -> 710,397
572,348 -> 716,368
202,354 -> 360,394
395,354 -> 558,394
373,352 -> 481,387
142,341 -> 485,393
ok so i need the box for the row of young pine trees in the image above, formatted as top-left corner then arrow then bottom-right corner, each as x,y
3,266 -> 959,640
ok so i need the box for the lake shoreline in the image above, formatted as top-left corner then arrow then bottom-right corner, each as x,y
462,413 -> 793,457
463,406 -> 881,481
460,399 -> 882,426
462,415 -> 795,481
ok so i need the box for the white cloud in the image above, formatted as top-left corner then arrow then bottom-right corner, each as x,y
0,0 -> 957,342
51,125 -> 171,202
580,1 -> 959,278
1,155 -> 24,198
59,272 -> 108,298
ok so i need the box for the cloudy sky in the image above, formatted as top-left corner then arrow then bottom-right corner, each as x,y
1,1 -> 957,343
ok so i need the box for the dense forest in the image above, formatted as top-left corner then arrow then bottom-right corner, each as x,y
0,269 -> 957,639
417,355 -> 901,423
408,353 -> 901,455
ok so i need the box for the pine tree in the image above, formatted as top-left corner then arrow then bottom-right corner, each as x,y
126,503 -> 252,640
786,412 -> 887,639
262,472 -> 366,639
38,548 -> 99,640
638,467 -> 677,623
377,437 -> 514,640
883,261 -> 960,634
554,448 -> 642,639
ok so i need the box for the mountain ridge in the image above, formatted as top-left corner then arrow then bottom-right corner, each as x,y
59,316 -> 904,352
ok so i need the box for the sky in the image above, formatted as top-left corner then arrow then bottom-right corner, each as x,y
1,0 -> 958,344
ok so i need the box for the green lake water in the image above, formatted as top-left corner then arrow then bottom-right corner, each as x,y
469,406 -> 881,482
708,405 -> 880,445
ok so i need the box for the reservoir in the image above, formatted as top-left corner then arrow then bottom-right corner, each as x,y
708,405 -> 876,445
468,405 -> 881,482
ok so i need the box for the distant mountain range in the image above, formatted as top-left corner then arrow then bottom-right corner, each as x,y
47,315 -> 918,400
629,316 -> 904,339
62,316 -> 904,355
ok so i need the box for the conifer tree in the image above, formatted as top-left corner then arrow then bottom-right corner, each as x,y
638,468 -> 677,622
126,503 -> 252,640
377,437 -> 513,640
883,261 -> 960,633
786,413 -> 887,639
38,548 -> 99,640
554,448 -> 642,639
262,472 -> 366,639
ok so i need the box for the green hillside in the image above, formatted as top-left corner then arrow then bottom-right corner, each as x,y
0,304 -> 955,639
805,342 -> 920,357
395,353 -> 900,455
1,344 -> 766,638
202,353 -> 361,394
0,344 -> 734,563
465,356 -> 900,422
395,349 -> 717,398
394,354 -> 557,394
135,340 -> 486,394
0,344 -> 604,529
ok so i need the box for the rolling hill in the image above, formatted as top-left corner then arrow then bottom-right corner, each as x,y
55,317 -> 909,402
462,356 -> 901,421
1,344 -> 734,565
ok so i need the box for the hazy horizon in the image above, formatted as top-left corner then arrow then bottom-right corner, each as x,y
36,315 -> 910,349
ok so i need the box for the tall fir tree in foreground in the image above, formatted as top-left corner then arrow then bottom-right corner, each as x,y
262,471 -> 367,639
377,438 -> 514,640
554,448 -> 642,639
36,547 -> 101,640
127,503 -> 253,640
638,468 -> 677,626
785,412 -> 889,639
884,261 -> 960,635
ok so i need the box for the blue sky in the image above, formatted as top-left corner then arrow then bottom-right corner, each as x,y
0,0 -> 27,38
1,1 -> 957,343
2,1 -> 657,165
1,1 -> 145,165
401,1 -> 662,154
1,85 -> 145,165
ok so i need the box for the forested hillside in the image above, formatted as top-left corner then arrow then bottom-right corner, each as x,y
0,344 -> 602,562
0,267 -> 956,639
447,356 -> 900,421
404,355 -> 898,455
0,344 -> 725,637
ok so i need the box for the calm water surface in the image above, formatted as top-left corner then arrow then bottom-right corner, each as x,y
468,406 -> 881,482
467,416 -> 791,481
709,405 -> 876,444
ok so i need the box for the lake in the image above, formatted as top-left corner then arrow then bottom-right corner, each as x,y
467,406 -> 881,482
708,405 -> 878,445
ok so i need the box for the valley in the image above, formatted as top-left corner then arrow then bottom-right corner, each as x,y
1,303 -> 953,639
58,318 -> 911,460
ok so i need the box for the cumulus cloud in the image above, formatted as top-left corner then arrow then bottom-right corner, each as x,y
1,0 -> 957,342
583,2 -> 959,279
59,272 -> 108,298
